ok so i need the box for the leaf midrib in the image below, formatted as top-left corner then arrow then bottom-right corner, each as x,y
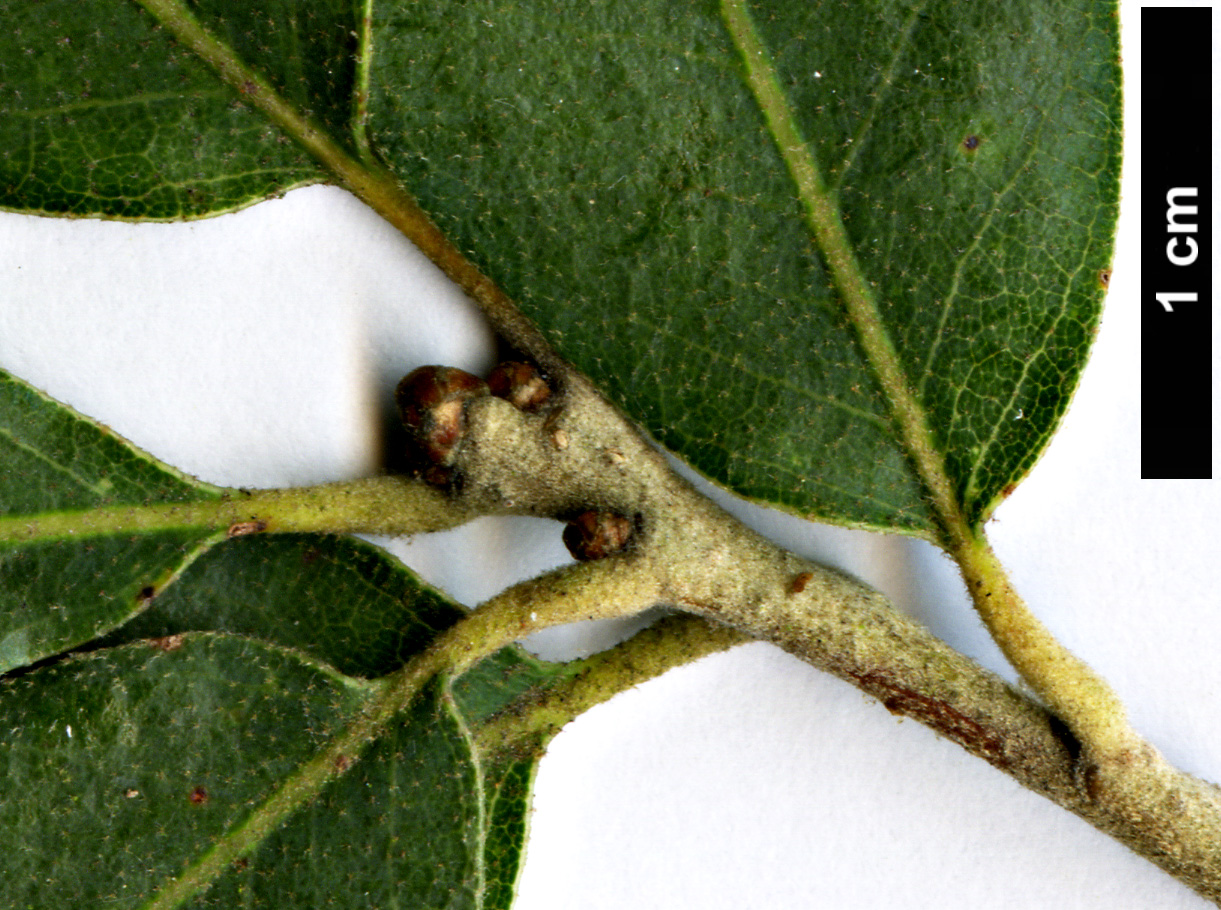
718,0 -> 967,543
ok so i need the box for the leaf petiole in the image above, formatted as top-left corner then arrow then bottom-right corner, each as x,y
0,475 -> 479,544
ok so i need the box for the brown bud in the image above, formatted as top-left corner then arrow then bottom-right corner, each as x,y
488,361 -> 551,412
395,366 -> 489,468
562,510 -> 634,561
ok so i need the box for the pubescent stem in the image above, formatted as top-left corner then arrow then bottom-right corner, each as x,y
947,529 -> 1137,756
131,1 -> 1221,900
0,476 -> 482,545
141,556 -> 669,909
471,612 -> 751,762
720,0 -> 1134,759
447,374 -> 1221,904
139,0 -> 1135,765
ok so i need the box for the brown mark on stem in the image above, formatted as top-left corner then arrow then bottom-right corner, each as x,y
850,670 -> 1005,765
227,519 -> 267,538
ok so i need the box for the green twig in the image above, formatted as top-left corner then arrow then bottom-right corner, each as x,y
473,613 -> 750,761
139,556 -> 662,908
718,0 -> 1134,756
0,476 -> 478,544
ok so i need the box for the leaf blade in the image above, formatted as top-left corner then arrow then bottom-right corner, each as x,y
102,533 -> 466,679
0,634 -> 375,907
741,0 -> 1122,526
94,525 -> 549,907
0,0 -> 332,219
364,0 -> 1120,532
0,531 -> 215,674
0,369 -> 215,513
1,369 -> 223,671
185,679 -> 484,910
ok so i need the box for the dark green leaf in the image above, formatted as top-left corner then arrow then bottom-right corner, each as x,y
365,0 -> 1120,531
188,678 -> 484,910
96,526 -> 550,907
454,646 -> 601,908
1,369 -> 219,672
452,641 -> 575,725
1,531 -> 213,674
480,756 -> 538,910
103,533 -> 465,678
0,0 -> 333,218
0,634 -> 376,907
1,1 -> 1119,531
0,368 -> 209,512
186,0 -> 361,145
1,522 -> 549,908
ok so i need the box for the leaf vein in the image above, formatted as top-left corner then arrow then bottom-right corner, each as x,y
8,89 -> 229,120
0,425 -> 114,500
630,312 -> 893,431
833,3 -> 928,191
918,101 -> 1062,399
721,0 -> 955,535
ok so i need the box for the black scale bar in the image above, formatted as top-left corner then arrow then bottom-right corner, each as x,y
1142,6 -> 1213,479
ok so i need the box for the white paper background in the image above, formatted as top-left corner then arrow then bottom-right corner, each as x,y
0,2 -> 1216,907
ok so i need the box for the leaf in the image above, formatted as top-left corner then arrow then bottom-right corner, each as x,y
0,369 -> 221,672
453,649 -> 576,910
0,634 -> 378,907
101,533 -> 466,679
1,355 -> 554,904
0,1 -> 1119,533
184,676 -> 485,910
0,369 -> 209,511
363,0 -> 1121,532
139,539 -> 565,906
0,0 -> 334,218
452,640 -> 576,725
0,631 -> 553,909
0,632 -> 544,909
479,756 -> 539,910
0,505 -> 559,907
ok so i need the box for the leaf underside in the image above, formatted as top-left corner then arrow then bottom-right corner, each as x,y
0,369 -> 220,672
0,635 -> 374,907
0,635 -> 497,909
0,0 -> 334,219
0,534 -> 554,909
0,0 -> 1119,533
365,0 -> 1120,532
0,369 -> 552,906
0,0 -> 1122,906
186,673 -> 485,910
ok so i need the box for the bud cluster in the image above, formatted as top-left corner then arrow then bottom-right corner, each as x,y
396,360 -> 555,484
396,362 -> 636,559
395,365 -> 489,484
